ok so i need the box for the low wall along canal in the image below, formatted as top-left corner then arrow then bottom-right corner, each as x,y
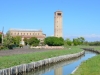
82,48 -> 100,54
25,48 -> 98,75
0,51 -> 85,75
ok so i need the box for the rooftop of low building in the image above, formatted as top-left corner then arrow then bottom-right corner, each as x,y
9,28 -> 42,32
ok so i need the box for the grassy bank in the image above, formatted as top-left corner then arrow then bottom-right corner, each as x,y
92,46 -> 100,50
73,55 -> 100,75
72,46 -> 100,75
0,47 -> 82,69
78,45 -> 100,50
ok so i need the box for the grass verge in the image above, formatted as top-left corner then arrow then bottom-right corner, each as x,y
0,47 -> 82,69
72,46 -> 100,75
78,45 -> 100,50
73,55 -> 100,75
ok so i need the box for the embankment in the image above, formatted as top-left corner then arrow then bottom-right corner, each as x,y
82,48 -> 100,54
0,51 -> 85,75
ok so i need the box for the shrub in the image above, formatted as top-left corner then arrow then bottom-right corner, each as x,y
19,44 -> 23,48
0,46 -> 4,50
8,44 -> 13,49
44,37 -> 64,46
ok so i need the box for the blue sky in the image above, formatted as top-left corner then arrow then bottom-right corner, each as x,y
0,0 -> 100,41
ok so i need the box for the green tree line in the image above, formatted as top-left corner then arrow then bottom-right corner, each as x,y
64,37 -> 85,46
1,33 -> 100,50
64,37 -> 100,46
0,32 -> 40,49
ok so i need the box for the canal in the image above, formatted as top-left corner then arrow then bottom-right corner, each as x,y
24,51 -> 97,75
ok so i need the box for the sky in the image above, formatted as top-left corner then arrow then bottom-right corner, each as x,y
0,0 -> 100,41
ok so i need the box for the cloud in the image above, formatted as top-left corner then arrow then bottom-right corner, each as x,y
47,34 -> 54,37
83,34 -> 100,38
65,34 -> 100,38
64,34 -> 100,41
50,34 -> 54,36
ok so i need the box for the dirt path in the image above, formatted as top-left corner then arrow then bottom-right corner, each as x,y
0,47 -> 63,56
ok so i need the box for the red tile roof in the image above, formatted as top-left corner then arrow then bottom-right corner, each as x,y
0,32 -> 2,34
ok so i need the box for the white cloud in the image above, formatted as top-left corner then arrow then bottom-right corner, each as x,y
64,34 -> 100,41
81,34 -> 100,38
47,34 -> 54,37
50,34 -> 54,36
65,34 -> 100,38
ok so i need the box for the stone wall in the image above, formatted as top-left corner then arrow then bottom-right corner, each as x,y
31,46 -> 64,49
0,51 -> 85,75
82,48 -> 100,54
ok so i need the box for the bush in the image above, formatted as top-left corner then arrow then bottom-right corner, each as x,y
8,44 -> 13,49
0,46 -> 4,50
44,37 -> 64,46
19,44 -> 23,48
28,37 -> 40,46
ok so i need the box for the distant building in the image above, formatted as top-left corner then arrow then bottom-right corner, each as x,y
54,11 -> 63,37
8,29 -> 46,45
0,32 -> 2,34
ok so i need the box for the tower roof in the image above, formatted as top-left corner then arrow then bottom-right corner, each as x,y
56,10 -> 62,12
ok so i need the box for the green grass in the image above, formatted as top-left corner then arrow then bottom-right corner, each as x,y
0,47 -> 82,69
72,46 -> 100,75
78,45 -> 100,50
93,46 -> 100,50
85,46 -> 100,50
73,55 -> 100,75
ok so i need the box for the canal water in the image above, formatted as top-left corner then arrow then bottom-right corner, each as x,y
24,51 -> 97,75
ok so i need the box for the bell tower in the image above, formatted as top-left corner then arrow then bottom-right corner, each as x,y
54,11 -> 63,37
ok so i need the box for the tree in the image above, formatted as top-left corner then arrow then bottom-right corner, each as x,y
73,37 -> 85,46
88,41 -> 100,46
73,38 -> 79,46
12,36 -> 21,46
3,32 -> 13,49
78,37 -> 85,45
28,37 -> 40,46
44,37 -> 64,46
23,38 -> 28,45
0,34 -> 2,44
59,37 -> 64,46
83,41 -> 89,46
65,38 -> 72,46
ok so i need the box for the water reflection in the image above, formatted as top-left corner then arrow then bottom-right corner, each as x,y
24,54 -> 83,75
54,67 -> 62,75
24,51 -> 97,75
